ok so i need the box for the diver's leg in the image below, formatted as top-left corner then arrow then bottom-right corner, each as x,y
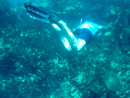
52,23 -> 72,51
24,3 -> 86,51
52,21 -> 86,51
58,21 -> 86,51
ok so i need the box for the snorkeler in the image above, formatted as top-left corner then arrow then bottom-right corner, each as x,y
24,3 -> 107,51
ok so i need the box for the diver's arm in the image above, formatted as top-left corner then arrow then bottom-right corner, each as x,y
81,22 -> 108,37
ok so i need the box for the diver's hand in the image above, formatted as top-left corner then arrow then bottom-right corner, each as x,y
99,26 -> 108,30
